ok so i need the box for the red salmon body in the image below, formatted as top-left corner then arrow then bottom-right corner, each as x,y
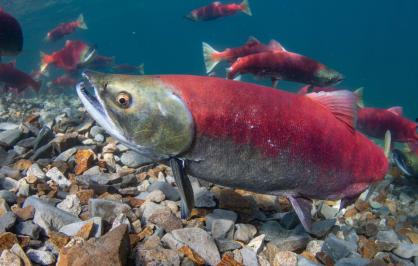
227,50 -> 343,87
358,107 -> 418,143
187,0 -> 251,21
46,14 -> 87,42
158,76 -> 388,200
0,63 -> 40,93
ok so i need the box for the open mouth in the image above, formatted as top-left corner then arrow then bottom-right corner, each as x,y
392,149 -> 413,177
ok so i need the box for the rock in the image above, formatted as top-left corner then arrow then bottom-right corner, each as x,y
320,203 -> 339,219
89,199 -> 131,224
11,205 -> 34,221
82,165 -> 101,176
90,126 -> 104,137
46,167 -> 71,189
75,189 -> 95,205
120,150 -> 152,168
148,209 -> 182,232
393,243 -> 418,259
56,224 -> 130,266
0,122 -> 19,131
74,149 -> 95,175
10,243 -> 31,266
0,249 -> 22,266
47,231 -> 70,252
16,179 -> 29,197
281,211 -> 301,230
54,148 -> 77,162
310,219 -> 336,238
297,255 -> 321,266
215,239 -> 242,252
179,245 -> 206,265
27,249 -> 56,265
194,188 -> 216,208
306,240 -> 324,256
0,128 -> 22,148
26,163 -> 46,180
57,194 -> 82,216
322,234 -> 357,262
270,233 -> 311,252
0,177 -> 18,190
162,228 -> 221,266
0,212 -> 16,232
260,221 -> 289,241
15,221 -> 41,239
147,181 -> 180,201
234,224 -> 257,243
0,190 -> 17,204
139,201 -> 171,223
23,196 -> 81,233
77,173 -> 122,186
273,251 -> 298,266
94,134 -> 104,143
247,234 -> 265,253
146,189 -> 166,203
0,232 -> 18,252
111,213 -> 131,232
0,166 -> 20,179
335,257 -> 370,266
218,189 -> 259,222
0,199 -> 9,216
59,217 -> 103,238
76,221 -> 95,240
376,230 -> 400,251
241,247 -> 258,266
206,209 -> 237,240
135,239 -> 181,266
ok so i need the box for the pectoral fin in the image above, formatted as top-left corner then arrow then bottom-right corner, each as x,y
169,158 -> 195,219
287,195 -> 313,232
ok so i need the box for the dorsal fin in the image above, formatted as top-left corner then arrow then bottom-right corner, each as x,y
306,90 -> 358,131
268,40 -> 287,52
387,106 -> 403,116
246,36 -> 261,46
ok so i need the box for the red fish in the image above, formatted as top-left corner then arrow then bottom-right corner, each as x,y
47,75 -> 77,88
0,62 -> 40,93
112,63 -> 144,74
0,8 -> 23,60
40,40 -> 95,73
202,37 -> 283,73
227,47 -> 344,87
45,14 -> 87,42
186,0 -> 251,21
78,72 -> 388,230
357,107 -> 418,143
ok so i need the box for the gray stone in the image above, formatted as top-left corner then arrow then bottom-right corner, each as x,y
322,234 -> 357,261
260,220 -> 294,241
320,203 -> 339,219
26,163 -> 46,180
270,233 -> 311,252
0,190 -> 17,204
206,209 -> 237,230
90,126 -> 104,137
310,219 -> 336,238
13,145 -> 27,155
135,241 -> 180,266
389,253 -> 415,266
281,211 -> 301,229
335,258 -> 370,266
146,189 -> 166,203
376,230 -> 401,251
148,181 -> 180,201
94,134 -> 105,143
0,122 -> 19,131
393,243 -> 418,259
215,239 -> 242,252
89,198 -> 131,223
234,223 -> 257,243
194,188 -> 216,208
15,221 -> 41,239
139,201 -> 171,223
0,212 -> 16,232
0,177 -> 18,190
148,209 -> 182,233
163,228 -> 221,266
59,217 -> 103,237
0,166 -> 20,179
247,234 -> 265,253
241,247 -> 258,266
23,196 -> 80,233
77,173 -> 122,186
120,150 -> 152,168
0,128 -> 22,147
111,213 -> 131,232
298,255 -> 321,266
273,251 -> 298,266
306,240 -> 324,255
45,167 -> 71,189
17,179 -> 29,197
54,147 -> 77,162
27,249 -> 56,265
206,209 -> 237,240
57,194 -> 82,216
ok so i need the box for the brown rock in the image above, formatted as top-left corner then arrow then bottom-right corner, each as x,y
179,245 -> 205,266
135,241 -> 180,266
10,243 -> 31,266
11,205 -> 34,221
300,251 -> 319,264
76,189 -> 95,205
218,189 -> 258,221
273,251 -> 298,266
13,159 -> 32,171
0,232 -> 18,252
17,235 -> 30,248
75,221 -> 94,240
0,249 -> 22,266
386,217 -> 396,229
74,149 -> 95,175
406,231 -> 418,244
148,209 -> 182,232
316,251 -> 334,266
57,224 -> 130,266
25,175 -> 38,184
359,236 -> 377,259
344,207 -> 358,218
385,200 -> 397,214
129,225 -> 154,247
126,196 -> 145,208
48,231 -> 70,250
354,200 -> 369,212
217,253 -> 244,266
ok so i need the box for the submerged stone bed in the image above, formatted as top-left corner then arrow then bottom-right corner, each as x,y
0,93 -> 417,266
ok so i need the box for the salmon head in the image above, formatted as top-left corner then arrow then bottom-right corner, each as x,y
76,71 -> 194,160
312,67 -> 344,87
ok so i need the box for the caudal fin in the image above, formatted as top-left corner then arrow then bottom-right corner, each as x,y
241,0 -> 252,16
202,42 -> 220,73
77,14 -> 88,30
138,63 -> 145,75
39,52 -> 52,74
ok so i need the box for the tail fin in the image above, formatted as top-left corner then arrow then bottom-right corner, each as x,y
77,14 -> 88,30
241,0 -> 252,16
138,63 -> 145,75
202,42 -> 220,73
39,52 -> 52,74
354,87 -> 364,108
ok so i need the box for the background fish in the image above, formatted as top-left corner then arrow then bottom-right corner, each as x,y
0,8 -> 23,60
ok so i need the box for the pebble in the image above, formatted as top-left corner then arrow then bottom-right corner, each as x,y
297,255 -> 321,266
310,219 -> 336,238
27,248 -> 56,265
306,240 -> 324,256
88,198 -> 131,223
90,126 -> 104,137
147,181 -> 180,201
194,188 -> 216,208
148,209 -> 182,233
334,257 -> 370,266
15,221 -> 41,239
206,209 -> 237,240
247,234 -> 265,253
0,198 -> 9,216
0,249 -> 22,265
54,147 -> 77,162
139,201 -> 172,223
0,177 -> 18,190
322,234 -> 357,262
120,150 -> 152,168
393,243 -> 418,259
0,128 -> 22,148
375,230 -> 401,251
12,205 -> 34,221
111,213 -> 131,232
26,163 -> 46,180
0,212 -> 16,232
135,238 -> 181,266
59,217 -> 103,238
0,190 -> 17,204
273,251 -> 298,266
281,211 -> 301,230
320,203 -> 339,219
145,189 -> 166,203
57,194 -> 82,216
241,247 -> 258,266
45,167 -> 71,189
215,239 -> 242,252
234,223 -> 257,243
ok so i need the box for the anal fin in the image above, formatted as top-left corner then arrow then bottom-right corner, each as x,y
169,158 -> 195,219
287,195 -> 313,232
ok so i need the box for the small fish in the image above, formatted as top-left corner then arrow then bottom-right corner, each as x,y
357,107 -> 418,143
0,62 -> 40,93
112,63 -> 144,74
83,54 -> 115,69
186,0 -> 251,22
0,8 -> 23,60
39,40 -> 96,73
226,45 -> 344,87
202,37 -> 283,73
47,75 -> 77,88
45,14 -> 88,42
77,72 -> 388,231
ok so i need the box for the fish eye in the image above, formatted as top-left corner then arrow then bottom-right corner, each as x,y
116,92 -> 131,108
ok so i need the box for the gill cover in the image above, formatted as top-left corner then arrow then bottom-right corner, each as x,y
81,71 -> 195,160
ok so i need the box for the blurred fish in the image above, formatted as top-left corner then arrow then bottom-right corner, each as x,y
357,107 -> 418,143
0,62 -> 41,93
202,37 -> 282,73
0,8 -> 23,61
112,63 -> 144,74
39,40 -> 95,73
393,148 -> 418,177
47,75 -> 77,89
45,14 -> 88,42
83,54 -> 115,69
77,72 -> 388,231
186,0 -> 251,22
226,45 -> 344,87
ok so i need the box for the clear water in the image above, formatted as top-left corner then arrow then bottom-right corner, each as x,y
2,0 -> 418,119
